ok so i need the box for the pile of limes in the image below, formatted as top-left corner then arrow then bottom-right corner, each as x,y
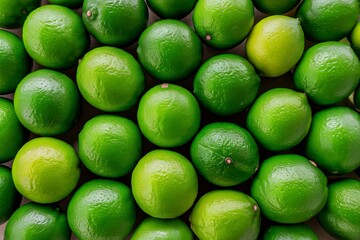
1,0 -> 360,239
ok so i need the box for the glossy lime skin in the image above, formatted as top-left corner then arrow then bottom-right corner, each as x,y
305,106 -> 360,175
262,224 -> 319,240
0,0 -> 41,28
48,0 -> 83,8
146,0 -> 197,19
253,0 -> 301,14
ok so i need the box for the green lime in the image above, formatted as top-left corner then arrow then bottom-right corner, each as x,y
22,4 -> 89,69
189,189 -> 260,240
12,137 -> 80,204
14,69 -> 80,136
131,217 -> 194,240
296,0 -> 359,42
354,84 -> 360,110
137,83 -> 201,148
246,88 -> 312,151
246,15 -> 304,77
67,179 -> 136,240
146,0 -> 197,19
192,0 -> 254,49
253,0 -> 301,14
131,149 -> 198,219
262,223 -> 319,240
78,114 -> 143,178
317,178 -> 360,240
0,29 -> 32,94
193,53 -> 260,116
251,154 -> 328,224
137,19 -> 202,82
48,0 -> 83,8
77,46 -> 145,112
349,22 -> 360,58
190,122 -> 259,187
294,41 -> 360,106
0,0 -> 40,28
4,202 -> 70,239
0,97 -> 26,163
82,0 -> 148,46
305,106 -> 360,175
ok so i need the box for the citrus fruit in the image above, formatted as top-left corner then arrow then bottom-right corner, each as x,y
245,15 -> 304,77
22,4 -> 89,69
305,106 -> 360,175
131,217 -> 194,240
349,22 -> 360,58
0,0 -> 41,28
189,189 -> 260,240
193,53 -> 260,116
137,83 -> 201,148
317,178 -> 360,240
0,166 -> 21,225
0,29 -> 32,94
67,179 -> 137,240
137,19 -> 202,82
131,149 -> 198,219
4,202 -> 70,239
250,154 -> 328,224
294,41 -> 360,106
190,122 -> 259,187
0,97 -> 26,163
253,0 -> 301,14
246,88 -> 312,151
146,0 -> 197,19
354,84 -> 360,110
14,69 -> 80,136
192,0 -> 253,50
12,137 -> 80,204
262,223 -> 319,240
48,0 -> 83,8
296,0 -> 360,42
82,0 -> 148,46
77,46 -> 145,112
78,114 -> 143,178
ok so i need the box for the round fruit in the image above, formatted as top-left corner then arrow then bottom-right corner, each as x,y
246,88 -> 312,151
193,53 -> 260,116
246,15 -> 304,77
137,83 -> 201,148
190,122 -> 259,187
22,4 -> 89,69
82,0 -> 148,46
349,22 -> 360,58
78,114 -> 142,178
305,106 -> 360,175
67,179 -> 136,240
251,154 -> 328,224
4,202 -> 70,239
12,137 -> 80,204
0,29 -> 32,94
0,0 -> 41,28
253,0 -> 301,15
189,189 -> 260,240
137,19 -> 202,82
294,41 -> 360,106
14,69 -> 80,136
262,223 -> 319,240
317,178 -> 360,240
77,46 -> 145,112
146,0 -> 197,19
131,149 -> 198,219
48,0 -> 83,8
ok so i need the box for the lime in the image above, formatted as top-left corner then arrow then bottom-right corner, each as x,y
190,122 -> 259,187
131,217 -> 194,240
48,0 -> 83,8
137,19 -> 202,82
137,83 -> 201,148
317,178 -> 360,240
146,0 -> 197,19
82,0 -> 148,46
349,22 -> 360,58
245,15 -> 304,77
78,114 -> 143,178
250,154 -> 328,224
131,149 -> 198,219
0,0 -> 40,28
246,88 -> 312,151
305,106 -> 360,175
14,69 -> 80,136
192,0 -> 254,49
296,0 -> 359,42
193,53 -> 260,116
77,46 -> 145,112
262,223 -> 319,240
294,41 -> 360,106
67,179 -> 136,240
22,4 -> 89,69
0,97 -> 26,163
12,137 -> 80,204
189,189 -> 260,240
0,29 -> 32,94
253,0 -> 301,14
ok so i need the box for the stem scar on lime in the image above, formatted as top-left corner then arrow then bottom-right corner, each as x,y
225,157 -> 232,165
161,83 -> 169,89
205,34 -> 212,41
